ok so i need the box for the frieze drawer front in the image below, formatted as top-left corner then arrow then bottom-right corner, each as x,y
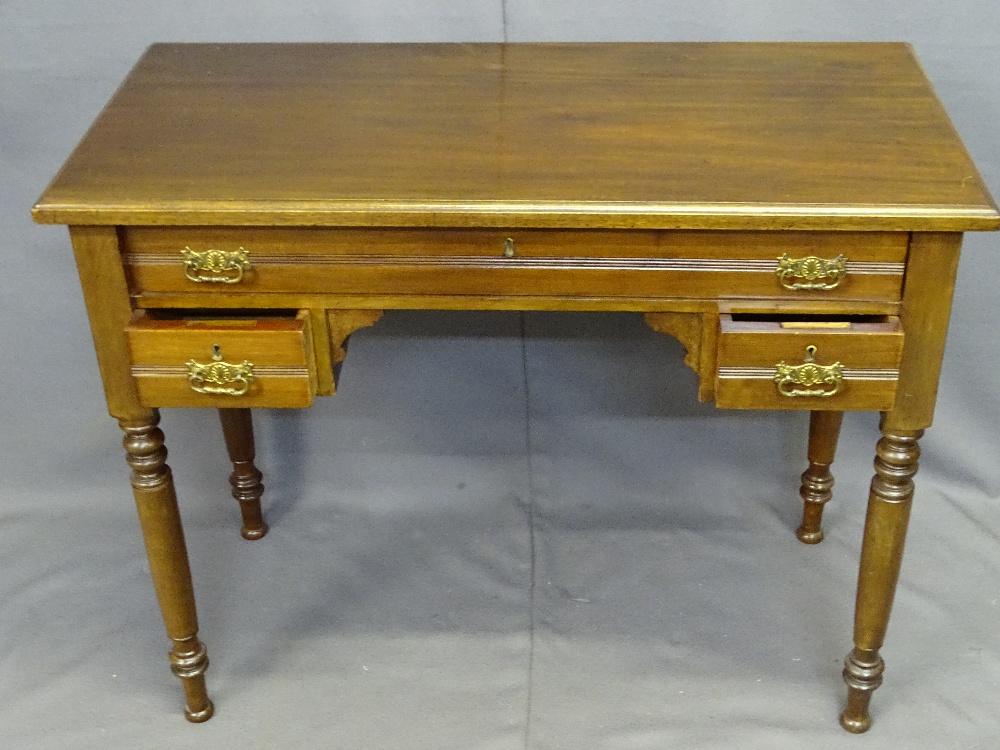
122,227 -> 908,302
715,314 -> 904,411
125,310 -> 317,408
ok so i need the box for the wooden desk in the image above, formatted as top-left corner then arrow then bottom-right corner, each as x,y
33,42 -> 999,733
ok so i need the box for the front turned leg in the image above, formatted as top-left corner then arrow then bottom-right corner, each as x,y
840,426 -> 922,733
121,412 -> 214,722
796,410 -> 844,544
219,408 -> 267,540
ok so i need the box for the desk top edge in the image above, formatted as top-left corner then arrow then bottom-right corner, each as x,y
30,199 -> 1000,231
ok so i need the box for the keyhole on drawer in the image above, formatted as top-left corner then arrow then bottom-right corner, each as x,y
212,344 -> 223,361
503,237 -> 516,258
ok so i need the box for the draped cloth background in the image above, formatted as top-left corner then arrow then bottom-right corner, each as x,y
2,3 -> 998,748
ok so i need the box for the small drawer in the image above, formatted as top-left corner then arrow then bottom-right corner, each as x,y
126,310 -> 317,408
715,314 -> 904,411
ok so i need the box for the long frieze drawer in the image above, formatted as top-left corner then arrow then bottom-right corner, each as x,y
121,227 -> 908,301
125,310 -> 317,408
715,315 -> 904,411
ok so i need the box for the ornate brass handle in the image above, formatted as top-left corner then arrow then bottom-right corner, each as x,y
776,253 -> 847,290
182,247 -> 251,284
186,345 -> 255,396
774,345 -> 843,398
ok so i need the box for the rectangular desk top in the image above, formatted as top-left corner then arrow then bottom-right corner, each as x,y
33,42 -> 998,232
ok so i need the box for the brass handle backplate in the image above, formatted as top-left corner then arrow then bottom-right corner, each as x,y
776,253 -> 846,290
774,345 -> 843,398
182,247 -> 251,284
186,344 -> 255,396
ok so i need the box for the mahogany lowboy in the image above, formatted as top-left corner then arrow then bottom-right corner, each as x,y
33,43 -> 999,733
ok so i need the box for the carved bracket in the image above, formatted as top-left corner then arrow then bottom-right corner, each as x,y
643,311 -> 716,402
323,309 -> 384,394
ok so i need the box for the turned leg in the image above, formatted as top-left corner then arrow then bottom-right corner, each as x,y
796,410 -> 844,544
122,412 -> 214,722
218,408 -> 268,540
840,426 -> 922,733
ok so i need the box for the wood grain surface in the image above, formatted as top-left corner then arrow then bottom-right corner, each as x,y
33,43 -> 999,230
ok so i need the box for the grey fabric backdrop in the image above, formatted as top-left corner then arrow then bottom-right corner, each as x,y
2,3 -> 999,748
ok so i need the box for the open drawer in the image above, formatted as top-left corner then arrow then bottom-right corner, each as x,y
715,314 -> 904,411
125,310 -> 317,408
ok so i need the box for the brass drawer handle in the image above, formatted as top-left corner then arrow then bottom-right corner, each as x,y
182,247 -> 251,284
776,253 -> 846,290
774,345 -> 843,398
186,345 -> 255,396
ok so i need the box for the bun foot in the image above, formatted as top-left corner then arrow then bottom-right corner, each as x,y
795,524 -> 824,545
839,708 -> 871,734
241,522 -> 269,541
185,700 -> 215,723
